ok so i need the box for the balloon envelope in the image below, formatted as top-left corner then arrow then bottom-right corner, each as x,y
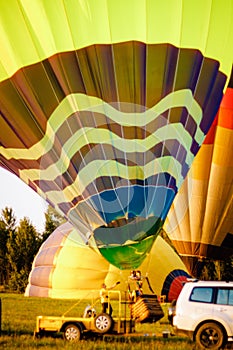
165,78 -> 233,276
1,1 -> 233,269
25,222 -> 190,302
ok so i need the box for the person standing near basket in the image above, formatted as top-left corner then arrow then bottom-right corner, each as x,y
100,281 -> 120,315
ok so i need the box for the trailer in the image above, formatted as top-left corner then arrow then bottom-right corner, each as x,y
34,290 -> 164,342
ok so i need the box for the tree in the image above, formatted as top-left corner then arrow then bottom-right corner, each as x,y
7,217 -> 41,292
1,207 -> 16,231
0,205 -> 65,292
42,206 -> 66,241
218,256 -> 233,281
199,260 -> 218,280
0,207 -> 17,285
0,220 -> 9,284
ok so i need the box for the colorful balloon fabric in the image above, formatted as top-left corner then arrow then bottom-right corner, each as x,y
1,1 -> 233,269
25,222 -> 190,302
165,74 -> 233,276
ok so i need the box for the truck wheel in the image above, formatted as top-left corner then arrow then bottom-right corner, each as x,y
195,322 -> 225,349
34,331 -> 44,339
94,313 -> 113,334
63,323 -> 82,342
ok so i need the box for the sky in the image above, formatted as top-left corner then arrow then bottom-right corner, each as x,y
0,167 -> 48,233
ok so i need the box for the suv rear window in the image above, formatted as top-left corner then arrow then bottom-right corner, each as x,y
216,288 -> 233,305
190,287 -> 213,303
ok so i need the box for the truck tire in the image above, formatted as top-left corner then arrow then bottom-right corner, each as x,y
94,313 -> 113,334
63,323 -> 82,342
195,322 -> 225,350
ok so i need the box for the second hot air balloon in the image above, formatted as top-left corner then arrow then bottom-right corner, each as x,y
25,222 -> 190,302
165,74 -> 233,276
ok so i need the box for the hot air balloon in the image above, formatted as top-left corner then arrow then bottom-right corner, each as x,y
0,1 -> 233,269
165,73 -> 233,276
25,222 -> 190,302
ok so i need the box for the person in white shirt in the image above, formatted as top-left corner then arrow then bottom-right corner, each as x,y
100,281 -> 120,315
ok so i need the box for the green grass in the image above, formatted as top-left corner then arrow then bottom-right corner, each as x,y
0,293 -> 196,349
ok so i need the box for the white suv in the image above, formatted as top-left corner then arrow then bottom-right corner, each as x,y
170,280 -> 233,349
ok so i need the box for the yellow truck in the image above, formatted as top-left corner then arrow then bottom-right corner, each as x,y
34,291 -> 164,342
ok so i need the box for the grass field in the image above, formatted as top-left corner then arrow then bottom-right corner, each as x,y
0,292 -> 209,349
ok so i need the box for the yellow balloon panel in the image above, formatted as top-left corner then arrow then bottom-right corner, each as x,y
0,1 -> 232,79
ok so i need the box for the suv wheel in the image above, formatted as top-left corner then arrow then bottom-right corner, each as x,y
195,322 -> 225,349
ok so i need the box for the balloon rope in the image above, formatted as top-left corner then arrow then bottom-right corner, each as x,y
144,240 -> 155,294
145,276 -> 155,294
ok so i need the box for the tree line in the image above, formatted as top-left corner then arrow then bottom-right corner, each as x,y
0,206 -> 64,292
